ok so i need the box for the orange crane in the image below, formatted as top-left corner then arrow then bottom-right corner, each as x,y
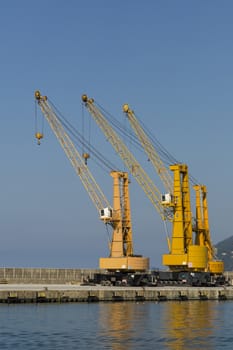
82,95 -> 224,275
34,90 -> 149,271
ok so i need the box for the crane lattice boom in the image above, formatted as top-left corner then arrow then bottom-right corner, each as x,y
122,104 -> 173,194
35,91 -> 111,217
82,95 -> 172,221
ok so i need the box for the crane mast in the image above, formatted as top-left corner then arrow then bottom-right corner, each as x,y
34,90 -> 149,271
193,185 -> 223,274
108,171 -> 133,258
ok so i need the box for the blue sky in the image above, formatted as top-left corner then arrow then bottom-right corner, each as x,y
1,0 -> 233,268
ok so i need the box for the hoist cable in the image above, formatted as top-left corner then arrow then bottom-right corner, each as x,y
95,102 -> 145,154
34,101 -> 38,134
48,99 -> 118,173
105,223 -> 111,248
81,102 -> 85,155
94,100 -> 201,186
163,220 -> 171,251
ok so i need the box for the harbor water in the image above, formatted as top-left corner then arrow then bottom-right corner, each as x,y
0,301 -> 233,349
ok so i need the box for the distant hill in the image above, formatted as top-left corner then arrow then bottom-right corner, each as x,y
215,236 -> 233,271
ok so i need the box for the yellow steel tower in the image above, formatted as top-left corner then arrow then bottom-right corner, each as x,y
193,185 -> 223,274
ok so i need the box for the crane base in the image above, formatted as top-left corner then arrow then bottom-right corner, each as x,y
208,261 -> 224,274
99,256 -> 149,271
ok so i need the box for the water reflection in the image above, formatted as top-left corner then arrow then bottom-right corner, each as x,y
98,301 -> 220,350
98,302 -> 149,350
161,301 -> 217,349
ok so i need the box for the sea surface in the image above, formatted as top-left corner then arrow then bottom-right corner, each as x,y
0,300 -> 233,349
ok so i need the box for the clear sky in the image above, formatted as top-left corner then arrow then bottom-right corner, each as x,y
1,0 -> 233,269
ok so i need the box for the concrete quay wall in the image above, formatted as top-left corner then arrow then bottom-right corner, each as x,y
0,285 -> 233,303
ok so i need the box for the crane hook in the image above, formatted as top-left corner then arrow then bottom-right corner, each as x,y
35,132 -> 43,145
82,152 -> 90,165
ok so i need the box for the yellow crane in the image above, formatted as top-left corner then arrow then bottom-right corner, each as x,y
34,90 -> 149,271
124,104 -> 223,274
82,95 -> 223,274
193,185 -> 223,273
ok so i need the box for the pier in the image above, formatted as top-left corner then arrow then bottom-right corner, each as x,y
0,284 -> 232,303
0,268 -> 232,303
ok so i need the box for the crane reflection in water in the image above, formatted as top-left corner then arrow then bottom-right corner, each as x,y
97,301 -> 218,350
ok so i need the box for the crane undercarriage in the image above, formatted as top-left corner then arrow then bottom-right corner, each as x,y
90,270 -> 226,287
